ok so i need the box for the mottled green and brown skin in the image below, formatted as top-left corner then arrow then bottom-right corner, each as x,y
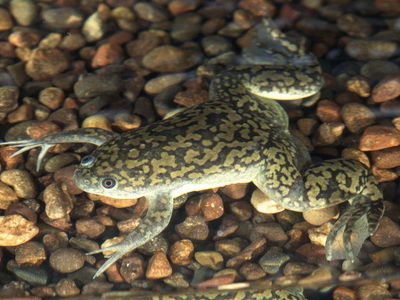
1,19 -> 384,296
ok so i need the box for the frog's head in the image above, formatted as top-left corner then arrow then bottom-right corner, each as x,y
73,145 -> 148,199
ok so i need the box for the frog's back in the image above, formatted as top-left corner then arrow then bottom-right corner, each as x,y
90,100 -> 278,194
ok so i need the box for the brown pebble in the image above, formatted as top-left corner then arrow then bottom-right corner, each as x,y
120,254 -> 145,283
359,125 -> 400,151
215,238 -> 245,257
341,103 -> 375,133
346,76 -> 370,97
43,183 -> 73,219
142,45 -> 201,73
39,87 -> 65,110
371,146 -> 400,169
168,0 -> 199,15
316,100 -> 341,123
0,86 -> 19,113
357,283 -> 391,300
372,74 -> 400,103
283,262 -> 316,276
372,166 -> 398,183
314,122 -> 345,146
239,262 -> 266,281
76,218 -> 105,239
0,182 -> 18,210
54,165 -> 82,195
253,223 -> 288,245
82,281 -> 113,296
91,43 -> 123,68
221,183 -> 248,199
175,215 -> 209,240
250,189 -> 284,214
196,274 -> 236,289
200,192 -> 224,221
303,206 -> 338,226
230,201 -> 252,221
0,146 -> 24,170
26,121 -> 60,140
55,278 -> 80,297
297,118 -> 318,136
49,248 -> 85,273
333,286 -> 357,300
371,216 -> 400,247
226,237 -> 266,268
105,262 -> 124,283
194,251 -> 224,270
0,214 -> 39,246
0,8 -> 13,31
342,148 -> 370,167
296,243 -> 326,264
146,251 -> 172,280
169,239 -> 194,266
15,241 -> 46,266
25,48 -> 69,81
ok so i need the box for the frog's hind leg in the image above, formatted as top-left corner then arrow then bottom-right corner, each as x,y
0,128 -> 118,171
302,160 -> 384,261
87,193 -> 174,278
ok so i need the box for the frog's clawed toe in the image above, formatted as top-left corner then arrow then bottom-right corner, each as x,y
0,139 -> 54,172
325,199 -> 384,261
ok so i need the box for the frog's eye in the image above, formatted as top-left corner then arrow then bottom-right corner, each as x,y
101,177 -> 117,189
81,155 -> 95,167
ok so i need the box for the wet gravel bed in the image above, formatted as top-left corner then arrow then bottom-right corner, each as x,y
0,0 -> 400,299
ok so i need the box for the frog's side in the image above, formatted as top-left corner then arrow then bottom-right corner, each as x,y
1,19 -> 384,288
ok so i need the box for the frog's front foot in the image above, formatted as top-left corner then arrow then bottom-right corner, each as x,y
0,128 -> 118,171
88,194 -> 174,278
325,198 -> 384,261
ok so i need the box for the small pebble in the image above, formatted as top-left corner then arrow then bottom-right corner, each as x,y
221,183 -> 248,200
144,73 -> 187,95
164,272 -> 190,289
258,247 -> 290,274
196,274 -> 236,289
316,100 -> 341,123
359,125 -> 400,151
346,76 -> 370,97
337,14 -> 372,38
168,0 -> 200,15
25,48 -> 69,81
142,45 -> 202,73
134,2 -> 168,22
0,214 -> 39,246
55,278 -> 80,297
175,215 -> 209,240
82,12 -> 104,42
81,281 -> 113,296
15,241 -> 46,266
226,237 -> 266,268
342,148 -> 370,167
49,248 -> 85,273
313,122 -> 345,146
283,262 -> 316,276
194,251 -> 224,270
10,0 -> 37,26
251,189 -> 284,214
0,86 -> 19,114
298,266 -> 336,287
371,74 -> 400,103
43,183 -> 73,219
119,254 -> 145,283
357,283 -> 391,300
169,239 -> 194,266
371,147 -> 400,169
74,74 -> 122,99
41,7 -> 83,29
0,8 -> 13,31
0,182 -> 18,210
76,218 -> 105,239
345,39 -> 398,61
253,222 -> 288,245
38,87 -> 64,110
146,251 -> 172,280
239,262 -> 266,281
91,43 -> 123,69
307,222 -> 332,247
333,286 -> 357,300
371,216 -> 400,247
0,169 -> 36,199
200,192 -> 224,221
215,238 -> 245,257
303,206 -> 338,226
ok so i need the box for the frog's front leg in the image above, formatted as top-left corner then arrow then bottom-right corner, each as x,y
0,128 -> 118,171
87,193 -> 174,278
254,147 -> 384,261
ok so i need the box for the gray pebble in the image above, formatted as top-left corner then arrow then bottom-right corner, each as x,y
42,7 -> 83,29
258,247 -> 290,274
10,0 -> 37,26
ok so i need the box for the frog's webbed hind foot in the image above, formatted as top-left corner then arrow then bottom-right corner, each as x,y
0,128 -> 118,171
88,194 -> 174,278
325,198 -> 384,262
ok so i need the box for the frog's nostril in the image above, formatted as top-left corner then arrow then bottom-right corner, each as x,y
81,155 -> 96,167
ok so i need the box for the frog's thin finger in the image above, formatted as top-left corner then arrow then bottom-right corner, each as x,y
0,139 -> 33,146
86,245 -> 121,256
36,144 -> 52,172
10,143 -> 41,157
93,251 -> 126,279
